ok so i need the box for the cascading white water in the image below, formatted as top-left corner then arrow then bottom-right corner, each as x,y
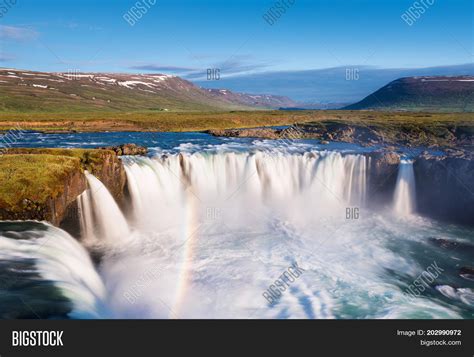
93,150 -> 458,319
84,173 -> 130,243
123,151 -> 368,230
0,222 -> 109,319
393,159 -> 417,216
78,190 -> 95,243
114,151 -> 379,318
5,150 -> 467,319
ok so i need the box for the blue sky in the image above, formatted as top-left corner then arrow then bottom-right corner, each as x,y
0,0 -> 472,79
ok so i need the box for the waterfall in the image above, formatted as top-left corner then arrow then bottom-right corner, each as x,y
4,150 -> 468,319
0,222 -> 109,319
78,190 -> 95,243
84,173 -> 130,243
123,151 -> 370,215
122,151 -> 368,230
81,150 -> 365,244
393,159 -> 417,216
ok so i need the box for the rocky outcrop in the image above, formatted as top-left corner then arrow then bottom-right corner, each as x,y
0,148 -> 128,236
429,238 -> 474,253
60,150 -> 127,237
207,121 -> 473,153
364,151 -> 474,226
206,128 -> 281,139
366,151 -> 401,205
414,155 -> 474,226
60,148 -> 128,236
99,143 -> 147,156
86,150 -> 127,203
49,170 -> 87,226
460,267 -> 474,281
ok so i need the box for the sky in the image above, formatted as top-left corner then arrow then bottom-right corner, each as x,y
0,0 -> 472,80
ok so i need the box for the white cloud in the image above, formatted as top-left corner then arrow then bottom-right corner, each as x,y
0,53 -> 15,62
0,25 -> 39,41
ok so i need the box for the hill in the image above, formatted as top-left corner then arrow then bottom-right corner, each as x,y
0,69 -> 296,112
344,76 -> 474,112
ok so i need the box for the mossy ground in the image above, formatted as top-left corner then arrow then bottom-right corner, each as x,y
0,149 -> 112,213
0,110 -> 471,133
3,148 -> 115,172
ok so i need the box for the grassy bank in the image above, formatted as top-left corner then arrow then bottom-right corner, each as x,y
0,110 -> 472,133
0,149 -> 114,217
0,154 -> 80,210
3,148 -> 115,172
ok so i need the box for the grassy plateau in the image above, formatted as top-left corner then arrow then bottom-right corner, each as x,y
0,110 -> 473,133
0,149 -> 115,215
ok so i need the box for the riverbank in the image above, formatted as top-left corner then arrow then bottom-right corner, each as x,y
0,148 -> 126,231
0,110 -> 473,133
207,118 -> 474,159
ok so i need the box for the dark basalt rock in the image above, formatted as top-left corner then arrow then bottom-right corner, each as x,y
428,238 -> 474,254
460,267 -> 474,281
100,143 -> 147,156
366,151 -> 401,205
414,156 -> 474,226
460,266 -> 474,275
206,128 -> 281,139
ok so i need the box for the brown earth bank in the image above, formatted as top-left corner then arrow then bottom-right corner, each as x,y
0,148 -> 143,236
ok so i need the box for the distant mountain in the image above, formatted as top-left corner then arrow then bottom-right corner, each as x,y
195,63 -> 474,105
204,88 -> 297,109
0,69 -> 293,112
344,76 -> 474,112
289,102 -> 351,110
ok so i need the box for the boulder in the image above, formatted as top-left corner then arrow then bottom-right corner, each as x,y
100,143 -> 147,156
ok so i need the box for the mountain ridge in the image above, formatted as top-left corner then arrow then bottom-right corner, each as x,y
195,63 -> 474,104
0,68 -> 296,112
344,76 -> 474,112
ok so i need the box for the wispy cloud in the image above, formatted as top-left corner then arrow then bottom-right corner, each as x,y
128,56 -> 272,80
0,25 -> 39,41
129,64 -> 197,73
216,57 -> 271,75
0,53 -> 15,62
184,56 -> 272,80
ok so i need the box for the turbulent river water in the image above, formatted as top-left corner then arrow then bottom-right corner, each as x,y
0,132 -> 473,319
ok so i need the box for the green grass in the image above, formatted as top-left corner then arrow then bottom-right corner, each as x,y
0,149 -> 114,213
0,110 -> 473,132
3,148 -> 115,172
0,154 -> 80,210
